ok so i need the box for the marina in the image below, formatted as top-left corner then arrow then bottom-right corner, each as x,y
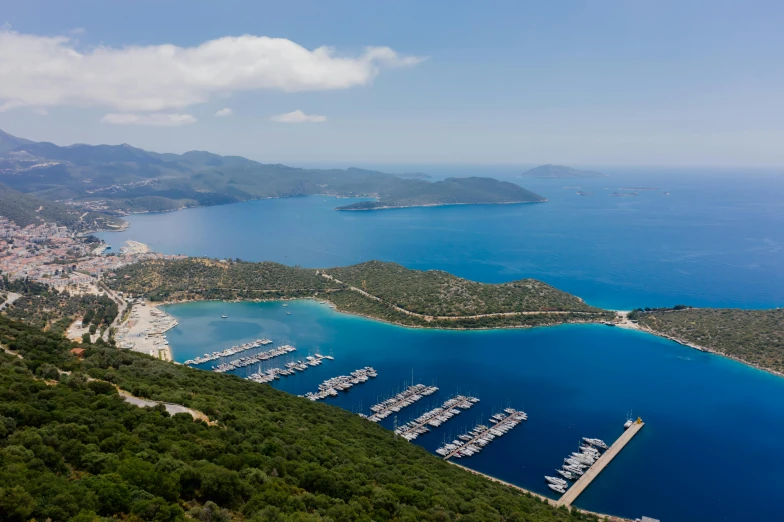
436,408 -> 528,459
394,395 -> 479,441
247,354 -> 332,383
184,338 -> 273,366
556,419 -> 645,507
367,383 -> 439,422
303,367 -> 378,400
213,343 -> 297,373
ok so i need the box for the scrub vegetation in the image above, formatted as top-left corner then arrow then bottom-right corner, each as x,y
106,259 -> 614,329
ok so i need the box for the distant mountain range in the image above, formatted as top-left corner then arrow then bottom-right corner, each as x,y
521,164 -> 607,178
0,129 -> 545,227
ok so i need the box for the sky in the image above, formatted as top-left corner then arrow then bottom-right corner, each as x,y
1,0 -> 783,166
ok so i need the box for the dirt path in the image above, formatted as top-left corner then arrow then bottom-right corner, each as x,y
318,271 -> 605,322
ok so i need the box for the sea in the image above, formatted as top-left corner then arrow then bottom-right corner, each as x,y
99,166 -> 784,521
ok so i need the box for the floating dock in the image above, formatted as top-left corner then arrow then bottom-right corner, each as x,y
304,367 -> 378,400
214,344 -> 296,373
395,395 -> 479,440
368,384 -> 439,422
556,419 -> 645,507
438,408 -> 528,459
247,354 -> 331,383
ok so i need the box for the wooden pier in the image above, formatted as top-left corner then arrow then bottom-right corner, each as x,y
556,419 -> 645,507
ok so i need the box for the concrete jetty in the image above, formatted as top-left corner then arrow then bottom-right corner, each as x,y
557,419 -> 645,507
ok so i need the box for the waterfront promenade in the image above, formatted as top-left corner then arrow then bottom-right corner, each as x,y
557,420 -> 645,507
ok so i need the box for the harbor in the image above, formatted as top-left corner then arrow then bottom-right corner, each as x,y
556,419 -> 645,507
394,395 -> 479,440
436,408 -> 528,459
367,383 -> 439,422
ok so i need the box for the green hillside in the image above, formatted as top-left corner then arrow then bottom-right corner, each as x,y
0,129 -> 545,216
0,182 -> 123,231
0,315 -> 596,521
105,259 -> 614,329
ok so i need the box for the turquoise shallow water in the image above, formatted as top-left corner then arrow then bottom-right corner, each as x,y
163,299 -> 784,522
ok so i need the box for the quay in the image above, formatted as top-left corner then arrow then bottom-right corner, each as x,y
368,383 -> 439,422
557,419 -> 645,507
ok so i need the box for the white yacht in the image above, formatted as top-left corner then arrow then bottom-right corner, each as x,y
556,469 -> 576,480
548,483 -> 566,494
545,476 -> 567,486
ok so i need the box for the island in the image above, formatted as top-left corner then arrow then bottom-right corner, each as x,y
335,177 -> 546,210
521,165 -> 607,178
0,128 -> 545,222
105,258 -> 615,329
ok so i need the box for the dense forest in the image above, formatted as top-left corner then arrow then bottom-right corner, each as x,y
0,315 -> 601,521
632,308 -> 784,374
106,259 -> 615,329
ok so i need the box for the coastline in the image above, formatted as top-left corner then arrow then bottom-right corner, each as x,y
156,296 -> 784,379
335,199 -> 547,211
613,311 -> 784,379
447,462 -> 631,522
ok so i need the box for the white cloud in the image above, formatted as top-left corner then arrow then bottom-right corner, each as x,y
270,110 -> 327,123
214,107 -> 233,117
100,113 -> 197,126
0,30 -> 424,113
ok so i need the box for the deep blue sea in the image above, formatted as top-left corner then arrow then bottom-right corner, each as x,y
99,167 -> 784,521
98,166 -> 784,310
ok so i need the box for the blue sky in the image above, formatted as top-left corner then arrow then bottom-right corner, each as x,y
1,0 -> 783,166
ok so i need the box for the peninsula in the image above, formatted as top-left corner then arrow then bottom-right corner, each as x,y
0,129 -> 544,221
107,258 -> 614,329
521,165 -> 607,178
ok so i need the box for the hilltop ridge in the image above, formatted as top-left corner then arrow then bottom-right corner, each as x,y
0,129 -> 545,218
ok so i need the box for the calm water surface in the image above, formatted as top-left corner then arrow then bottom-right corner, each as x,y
162,299 -> 784,522
99,168 -> 784,309
98,167 -> 784,521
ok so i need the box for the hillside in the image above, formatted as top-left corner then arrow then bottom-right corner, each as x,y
335,177 -> 545,210
0,129 -> 545,216
521,165 -> 607,178
0,315 -> 597,521
106,259 -> 614,329
0,182 -> 123,231
631,308 -> 784,374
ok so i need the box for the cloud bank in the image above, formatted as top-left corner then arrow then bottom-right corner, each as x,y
270,110 -> 327,123
214,108 -> 233,117
0,30 -> 424,123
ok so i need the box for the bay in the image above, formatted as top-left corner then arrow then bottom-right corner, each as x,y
162,299 -> 784,522
98,167 -> 784,310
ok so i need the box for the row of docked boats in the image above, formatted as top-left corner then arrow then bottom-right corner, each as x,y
184,338 -> 273,366
246,354 -> 332,383
435,408 -> 528,459
213,344 -> 297,373
303,367 -> 378,400
368,384 -> 439,422
394,395 -> 479,441
546,437 -> 608,494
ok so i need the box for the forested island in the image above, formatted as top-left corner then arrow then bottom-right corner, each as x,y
0,129 -> 544,223
106,259 -> 614,329
0,314 -> 605,522
629,307 -> 784,375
